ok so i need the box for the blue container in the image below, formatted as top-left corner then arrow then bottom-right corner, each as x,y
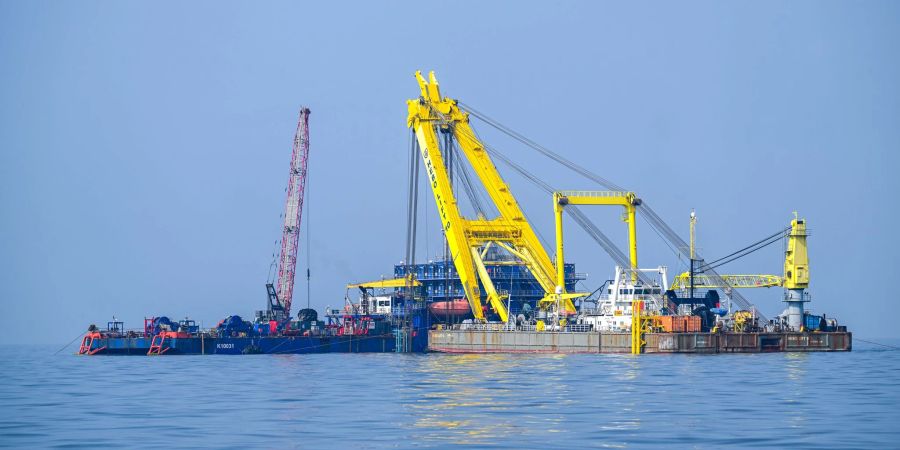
255,323 -> 269,336
805,314 -> 822,331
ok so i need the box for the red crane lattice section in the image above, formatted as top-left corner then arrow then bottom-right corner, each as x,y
276,107 -> 310,320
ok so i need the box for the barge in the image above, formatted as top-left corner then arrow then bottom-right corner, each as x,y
79,333 -> 409,355
78,307 -> 428,356
428,329 -> 852,354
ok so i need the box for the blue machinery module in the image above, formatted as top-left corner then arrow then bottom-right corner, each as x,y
394,259 -> 584,320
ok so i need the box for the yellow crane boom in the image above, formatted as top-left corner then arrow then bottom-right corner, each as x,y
346,278 -> 422,289
670,273 -> 783,290
407,71 -> 582,322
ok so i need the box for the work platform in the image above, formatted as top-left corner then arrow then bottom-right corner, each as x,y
428,330 -> 852,354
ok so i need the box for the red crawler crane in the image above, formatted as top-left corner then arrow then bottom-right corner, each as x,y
266,107 -> 310,324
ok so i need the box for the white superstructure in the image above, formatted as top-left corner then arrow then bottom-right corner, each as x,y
577,266 -> 668,332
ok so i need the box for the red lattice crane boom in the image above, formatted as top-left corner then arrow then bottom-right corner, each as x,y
267,107 -> 310,322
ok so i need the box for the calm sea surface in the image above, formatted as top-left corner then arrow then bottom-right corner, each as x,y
1,343 -> 898,448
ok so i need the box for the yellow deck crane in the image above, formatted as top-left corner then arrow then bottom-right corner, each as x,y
407,71 -> 585,323
345,278 -> 422,316
669,212 -> 811,330
671,208 -> 784,291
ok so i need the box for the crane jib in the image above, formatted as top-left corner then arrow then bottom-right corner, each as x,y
272,107 -> 311,322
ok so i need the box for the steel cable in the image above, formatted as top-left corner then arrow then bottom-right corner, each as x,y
461,103 -> 768,319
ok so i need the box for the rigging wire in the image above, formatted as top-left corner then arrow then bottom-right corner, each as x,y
454,106 -> 637,270
424,153 -> 430,262
305,150 -> 311,310
54,330 -> 89,355
461,102 -> 766,319
404,129 -> 420,269
698,227 -> 789,269
854,338 -> 900,351
425,102 -> 556,260
695,229 -> 788,272
460,102 -> 625,191
484,145 -> 657,289
450,138 -> 488,217
460,121 -> 556,253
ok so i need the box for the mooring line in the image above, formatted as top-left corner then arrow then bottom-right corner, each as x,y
855,338 -> 900,350
54,331 -> 87,355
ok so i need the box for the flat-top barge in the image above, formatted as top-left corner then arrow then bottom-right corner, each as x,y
428,329 -> 851,354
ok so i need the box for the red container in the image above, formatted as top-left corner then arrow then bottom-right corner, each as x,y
673,317 -> 685,332
656,316 -> 673,332
685,316 -> 701,333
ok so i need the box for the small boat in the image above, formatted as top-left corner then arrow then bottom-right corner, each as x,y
428,299 -> 471,317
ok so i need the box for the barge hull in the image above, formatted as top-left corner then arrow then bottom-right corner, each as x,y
86,334 -> 401,355
428,330 -> 851,354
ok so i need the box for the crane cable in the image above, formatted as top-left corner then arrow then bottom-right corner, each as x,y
449,138 -> 489,217
459,102 -> 625,191
305,148 -> 311,310
486,146 -> 657,288
425,103 -> 555,254
695,227 -> 789,273
453,106 -> 657,287
404,129 -> 420,270
441,102 -> 645,282
460,103 -> 765,318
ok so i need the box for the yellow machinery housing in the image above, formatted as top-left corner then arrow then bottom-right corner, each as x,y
783,214 -> 809,290
669,213 -> 812,331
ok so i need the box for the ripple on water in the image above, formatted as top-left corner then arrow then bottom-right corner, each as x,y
0,345 -> 899,448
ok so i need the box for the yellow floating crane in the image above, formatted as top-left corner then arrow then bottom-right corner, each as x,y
406,71 -> 585,322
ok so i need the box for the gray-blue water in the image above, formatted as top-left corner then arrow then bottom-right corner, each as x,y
2,344 -> 899,449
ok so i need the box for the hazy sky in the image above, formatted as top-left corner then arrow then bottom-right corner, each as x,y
2,1 -> 898,344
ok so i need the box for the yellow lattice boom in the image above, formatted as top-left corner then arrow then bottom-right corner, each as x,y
407,70 -> 586,322
670,273 -> 783,290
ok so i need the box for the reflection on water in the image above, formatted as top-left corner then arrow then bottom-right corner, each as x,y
784,352 -> 809,430
407,354 -> 576,445
0,346 -> 898,448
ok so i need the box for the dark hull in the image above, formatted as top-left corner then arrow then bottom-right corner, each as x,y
85,333 -> 421,355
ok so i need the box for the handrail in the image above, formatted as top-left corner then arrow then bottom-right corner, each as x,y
558,190 -> 629,198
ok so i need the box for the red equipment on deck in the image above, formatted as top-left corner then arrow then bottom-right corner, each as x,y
78,332 -> 105,355
428,299 -> 471,318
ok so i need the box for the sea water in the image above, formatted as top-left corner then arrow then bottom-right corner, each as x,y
1,343 -> 898,448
